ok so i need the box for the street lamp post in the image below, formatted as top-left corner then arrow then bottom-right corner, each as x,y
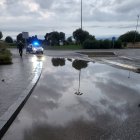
74,70 -> 83,96
133,15 -> 139,47
81,0 -> 83,30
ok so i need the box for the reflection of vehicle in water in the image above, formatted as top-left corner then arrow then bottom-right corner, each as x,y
26,41 -> 44,54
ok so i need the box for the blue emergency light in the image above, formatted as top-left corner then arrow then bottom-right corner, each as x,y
33,41 -> 39,46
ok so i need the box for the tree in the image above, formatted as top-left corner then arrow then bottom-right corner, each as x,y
59,32 -> 65,41
0,31 -> 3,40
5,36 -> 13,43
88,35 -> 95,40
44,32 -> 59,46
73,28 -> 90,44
118,31 -> 140,43
44,31 -> 65,46
17,33 -> 24,42
66,36 -> 73,45
44,33 -> 51,46
67,36 -> 72,43
51,31 -> 60,46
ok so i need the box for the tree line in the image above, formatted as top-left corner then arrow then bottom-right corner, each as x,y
72,29 -> 121,49
1,29 -> 140,49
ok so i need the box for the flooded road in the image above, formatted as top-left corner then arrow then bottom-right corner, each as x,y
3,56 -> 140,140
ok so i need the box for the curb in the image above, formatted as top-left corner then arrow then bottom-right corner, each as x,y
77,51 -> 116,57
0,61 -> 43,139
74,52 -> 95,62
102,59 -> 140,73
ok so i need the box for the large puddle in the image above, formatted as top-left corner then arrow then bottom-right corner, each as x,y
3,56 -> 140,140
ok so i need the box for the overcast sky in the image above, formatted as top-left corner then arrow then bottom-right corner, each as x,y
0,0 -> 140,39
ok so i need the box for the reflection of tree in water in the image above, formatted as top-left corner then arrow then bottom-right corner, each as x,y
51,58 -> 65,67
72,59 -> 89,96
72,59 -> 88,70
67,58 -> 72,62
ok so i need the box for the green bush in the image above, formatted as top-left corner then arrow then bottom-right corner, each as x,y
5,36 -> 13,43
83,39 -> 122,49
83,39 -> 100,49
114,40 -> 122,49
102,39 -> 112,49
6,43 -> 17,48
0,43 -> 12,64
118,31 -> 140,43
0,54 -> 12,64
122,42 -> 127,48
0,41 -> 16,48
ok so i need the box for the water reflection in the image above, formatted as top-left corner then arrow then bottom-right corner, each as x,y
23,118 -> 110,140
31,55 -> 44,71
51,58 -> 65,67
72,59 -> 88,70
72,59 -> 89,95
67,58 -> 72,62
3,57 -> 140,140
31,55 -> 45,62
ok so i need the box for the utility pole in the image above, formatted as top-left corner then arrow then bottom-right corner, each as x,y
81,0 -> 83,30
133,15 -> 139,47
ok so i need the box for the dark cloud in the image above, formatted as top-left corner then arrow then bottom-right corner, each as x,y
1,0 -> 139,21
34,0 -> 55,9
114,0 -> 140,14
0,0 -> 139,38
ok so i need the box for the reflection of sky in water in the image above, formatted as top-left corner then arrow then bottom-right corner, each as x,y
44,59 -> 140,125
24,58 -> 140,124
3,56 -> 140,140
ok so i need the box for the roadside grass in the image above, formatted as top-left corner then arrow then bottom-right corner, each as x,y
45,44 -> 82,50
7,43 -> 17,48
0,40 -> 17,48
0,41 -> 12,65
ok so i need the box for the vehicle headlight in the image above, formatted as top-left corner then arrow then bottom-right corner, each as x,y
33,48 -> 37,51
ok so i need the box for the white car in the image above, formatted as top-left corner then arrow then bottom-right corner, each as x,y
32,46 -> 44,54
26,42 -> 44,54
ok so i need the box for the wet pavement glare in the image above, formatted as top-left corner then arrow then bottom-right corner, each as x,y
3,56 -> 140,140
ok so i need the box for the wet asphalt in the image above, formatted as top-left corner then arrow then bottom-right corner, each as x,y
2,49 -> 140,140
0,49 -> 39,117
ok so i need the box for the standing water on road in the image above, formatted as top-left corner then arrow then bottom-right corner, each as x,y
3,56 -> 140,140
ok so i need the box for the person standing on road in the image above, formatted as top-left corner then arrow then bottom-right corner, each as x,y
18,41 -> 24,58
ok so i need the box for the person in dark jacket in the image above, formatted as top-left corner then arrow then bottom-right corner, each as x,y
18,41 -> 24,57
